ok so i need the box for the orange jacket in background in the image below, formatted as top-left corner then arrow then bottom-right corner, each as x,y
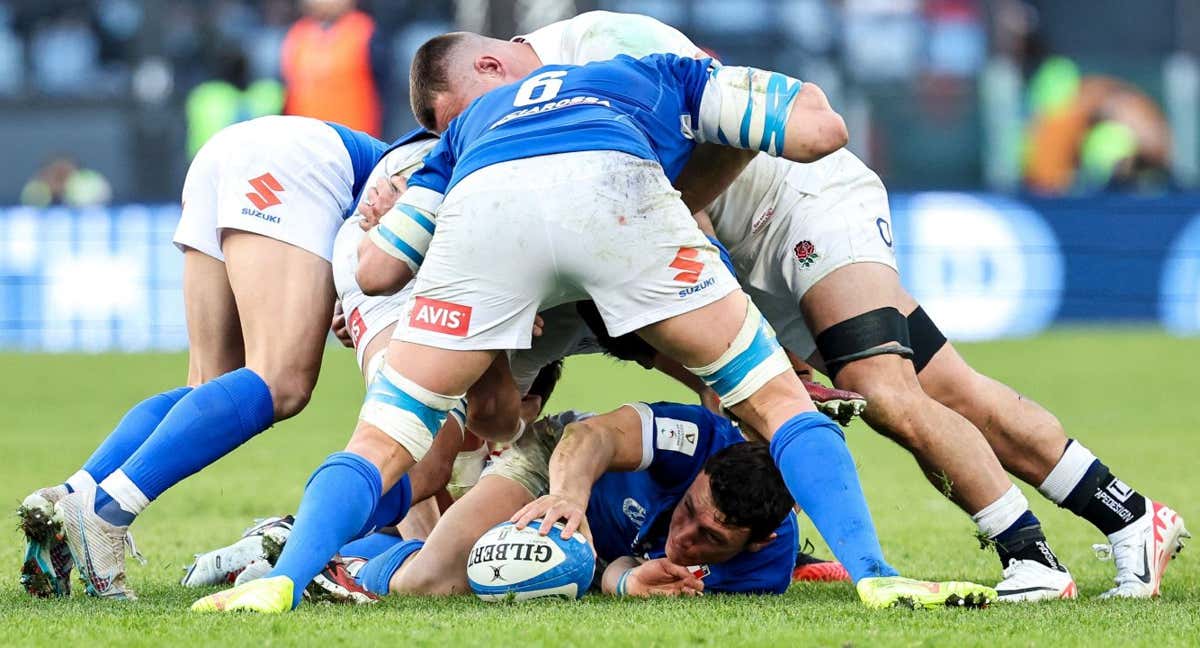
281,10 -> 382,137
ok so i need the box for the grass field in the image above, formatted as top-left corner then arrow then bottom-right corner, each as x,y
1,328 -> 1197,647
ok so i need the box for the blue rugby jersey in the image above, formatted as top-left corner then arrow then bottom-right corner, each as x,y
407,53 -> 714,199
585,402 -> 797,595
324,121 -> 391,213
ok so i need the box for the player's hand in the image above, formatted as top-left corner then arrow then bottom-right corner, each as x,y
331,301 -> 353,348
510,494 -> 587,539
625,559 -> 705,597
532,314 -> 544,337
357,175 -> 407,230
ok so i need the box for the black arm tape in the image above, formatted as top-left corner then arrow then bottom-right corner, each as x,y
815,306 -> 913,380
906,306 -> 948,374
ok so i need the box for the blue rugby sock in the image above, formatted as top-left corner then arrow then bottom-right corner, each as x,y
356,539 -> 425,596
94,369 -> 273,526
340,533 -> 406,561
80,387 -> 192,484
769,411 -> 898,583
270,452 -> 382,609
366,475 -> 412,532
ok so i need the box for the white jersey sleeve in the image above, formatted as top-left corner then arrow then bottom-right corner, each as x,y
515,10 -> 706,65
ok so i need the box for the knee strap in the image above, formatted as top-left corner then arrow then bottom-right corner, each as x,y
686,301 -> 791,406
815,307 -> 913,380
359,364 -> 463,461
907,306 -> 947,374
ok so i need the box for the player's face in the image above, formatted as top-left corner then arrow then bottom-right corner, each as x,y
664,472 -> 752,566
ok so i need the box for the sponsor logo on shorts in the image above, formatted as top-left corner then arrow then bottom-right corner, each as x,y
876,217 -> 893,247
793,240 -> 820,268
241,207 -> 281,223
751,207 -> 775,234
679,276 -> 716,298
245,173 -> 284,210
347,307 -> 367,349
410,296 -> 471,336
669,247 -> 705,284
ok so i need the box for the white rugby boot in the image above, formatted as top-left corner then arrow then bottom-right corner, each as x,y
233,558 -> 273,586
17,486 -> 73,597
181,515 -> 293,587
1095,501 -> 1189,599
55,489 -> 141,600
994,559 -> 1077,602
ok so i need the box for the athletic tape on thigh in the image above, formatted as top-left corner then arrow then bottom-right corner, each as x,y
358,364 -> 463,461
696,64 -> 803,156
815,307 -> 914,380
685,301 -> 792,406
369,201 -> 436,273
906,306 -> 947,374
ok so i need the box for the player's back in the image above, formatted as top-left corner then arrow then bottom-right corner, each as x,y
437,54 -> 709,194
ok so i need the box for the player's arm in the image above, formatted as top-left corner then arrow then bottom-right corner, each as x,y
510,404 -> 648,537
601,556 -> 705,597
356,145 -> 452,295
687,60 -> 848,163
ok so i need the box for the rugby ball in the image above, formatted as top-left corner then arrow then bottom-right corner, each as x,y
467,520 -> 595,601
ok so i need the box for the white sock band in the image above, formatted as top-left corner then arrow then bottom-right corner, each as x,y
66,469 -> 97,493
99,469 -> 151,516
1037,440 -> 1096,505
971,484 -> 1029,539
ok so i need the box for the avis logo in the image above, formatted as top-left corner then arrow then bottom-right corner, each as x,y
245,173 -> 284,210
410,297 -> 472,336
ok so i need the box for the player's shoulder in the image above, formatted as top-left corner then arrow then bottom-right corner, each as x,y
643,402 -> 739,442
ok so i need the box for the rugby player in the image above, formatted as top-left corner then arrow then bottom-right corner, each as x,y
401,12 -> 1189,600
192,51 -> 995,613
17,116 -> 389,600
353,402 -> 800,599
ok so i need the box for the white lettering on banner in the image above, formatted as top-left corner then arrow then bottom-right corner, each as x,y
894,193 -> 1063,341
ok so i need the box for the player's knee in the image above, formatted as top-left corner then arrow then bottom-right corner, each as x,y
465,388 -> 521,443
263,373 -> 316,420
358,364 -> 461,463
686,300 -> 792,408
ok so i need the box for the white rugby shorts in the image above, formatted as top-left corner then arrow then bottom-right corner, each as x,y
175,116 -> 355,262
729,152 -> 898,360
396,151 -> 738,351
333,217 -> 410,371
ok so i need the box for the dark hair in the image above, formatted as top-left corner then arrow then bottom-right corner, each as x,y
526,359 -> 564,409
704,443 -> 793,542
409,32 -> 468,131
576,301 -> 657,366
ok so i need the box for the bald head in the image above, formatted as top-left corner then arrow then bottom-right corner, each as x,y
409,31 -> 544,132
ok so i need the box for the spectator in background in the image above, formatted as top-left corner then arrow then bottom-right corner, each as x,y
185,49 -> 284,158
281,0 -> 387,137
20,156 -> 112,208
1023,56 -> 1173,194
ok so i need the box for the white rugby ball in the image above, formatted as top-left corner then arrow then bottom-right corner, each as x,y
467,520 -> 595,601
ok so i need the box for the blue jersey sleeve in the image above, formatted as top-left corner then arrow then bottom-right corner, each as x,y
703,512 -> 798,594
632,402 -> 738,491
643,53 -> 715,124
406,128 -> 456,197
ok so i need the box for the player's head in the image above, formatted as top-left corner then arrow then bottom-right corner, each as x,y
665,442 -> 792,566
410,31 -> 543,133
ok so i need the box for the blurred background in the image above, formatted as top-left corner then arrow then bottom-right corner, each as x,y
1,0 -> 1199,352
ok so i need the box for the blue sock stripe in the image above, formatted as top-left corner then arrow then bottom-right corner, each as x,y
365,372 -> 446,435
357,539 -> 425,596
705,318 -> 778,396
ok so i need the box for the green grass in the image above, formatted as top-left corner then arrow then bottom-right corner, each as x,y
1,328 -> 1197,646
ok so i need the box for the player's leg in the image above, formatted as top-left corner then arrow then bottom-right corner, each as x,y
906,300 -> 1189,598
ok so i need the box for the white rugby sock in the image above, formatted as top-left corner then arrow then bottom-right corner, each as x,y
65,469 -> 97,494
1037,440 -> 1097,505
98,469 -> 151,517
972,484 -> 1029,539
